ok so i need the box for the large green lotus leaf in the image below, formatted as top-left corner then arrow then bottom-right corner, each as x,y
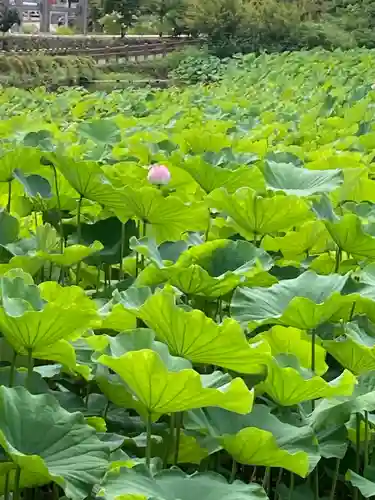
166,433 -> 211,465
129,430 -> 213,466
0,269 -> 44,316
139,266 -> 242,298
346,471 -> 375,498
0,255 -> 43,277
309,254 -> 358,276
98,350 -> 254,419
350,264 -> 375,300
113,286 -> 152,312
181,157 -> 265,194
131,288 -> 270,374
186,404 -> 318,473
94,329 -> 194,383
134,239 -> 272,296
222,428 -> 309,477
0,209 -> 19,245
176,239 -> 273,277
0,386 -> 110,498
257,358 -> 356,406
14,170 -> 52,199
323,319 -> 375,375
0,278 -> 98,354
55,157 -> 127,210
254,325 -> 328,375
231,271 -> 350,329
309,372 -> 375,433
207,187 -> 311,239
332,167 -> 375,205
98,466 -> 267,500
347,415 -> 375,444
99,303 -> 137,332
326,213 -> 375,258
262,221 -> 332,259
263,160 -> 343,196
156,264 -> 241,297
114,187 -> 209,243
96,368 -> 147,419
78,119 -> 121,144
130,237 -> 173,268
33,339 -> 77,371
0,149 -> 41,182
37,241 -> 103,266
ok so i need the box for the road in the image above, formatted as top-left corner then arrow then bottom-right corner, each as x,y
11,25 -> 188,37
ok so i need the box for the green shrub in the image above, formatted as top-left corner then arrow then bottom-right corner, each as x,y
183,0 -> 368,55
169,52 -> 226,84
296,20 -> 357,50
0,54 -> 96,88
54,26 -> 77,35
22,23 -> 39,34
99,11 -> 123,35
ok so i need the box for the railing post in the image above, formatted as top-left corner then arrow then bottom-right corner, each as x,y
144,43 -> 149,61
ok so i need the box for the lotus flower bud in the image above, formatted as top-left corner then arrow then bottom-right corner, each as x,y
147,164 -> 171,186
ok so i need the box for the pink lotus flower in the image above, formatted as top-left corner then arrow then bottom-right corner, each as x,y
147,164 -> 171,186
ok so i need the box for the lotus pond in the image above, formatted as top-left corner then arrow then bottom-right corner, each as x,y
1,48 -> 375,499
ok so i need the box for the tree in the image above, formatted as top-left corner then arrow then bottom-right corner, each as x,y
0,4 -> 21,49
103,0 -> 141,35
141,0 -> 186,36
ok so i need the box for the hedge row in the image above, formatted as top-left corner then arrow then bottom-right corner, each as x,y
0,55 -> 97,88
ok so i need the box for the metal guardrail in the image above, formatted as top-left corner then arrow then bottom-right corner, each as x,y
0,38 -> 199,62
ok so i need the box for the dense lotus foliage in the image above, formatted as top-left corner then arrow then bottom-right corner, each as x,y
2,48 -> 375,499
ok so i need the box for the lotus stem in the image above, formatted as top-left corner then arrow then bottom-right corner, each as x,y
250,466 -> 257,482
262,467 -> 271,493
119,222 -> 125,280
107,264 -> 112,288
52,483 -> 59,500
311,329 -> 316,411
356,413 -> 362,482
204,208 -> 211,242
135,219 -> 141,278
4,471 -> 9,500
314,466 -> 319,500
75,195 -> 83,286
52,165 -> 64,253
163,413 -> 175,468
13,465 -> 21,500
76,196 -> 83,243
330,458 -> 340,500
96,264 -> 102,292
141,220 -> 147,270
229,459 -> 237,483
334,247 -> 342,273
8,350 -> 17,388
364,411 -> 369,468
275,468 -> 283,498
48,262 -> 53,280
311,329 -> 316,374
173,412 -> 183,466
7,180 -> 11,213
146,413 -> 152,470
356,413 -> 361,472
289,472 -> 294,500
349,301 -> 356,322
27,348 -> 33,391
